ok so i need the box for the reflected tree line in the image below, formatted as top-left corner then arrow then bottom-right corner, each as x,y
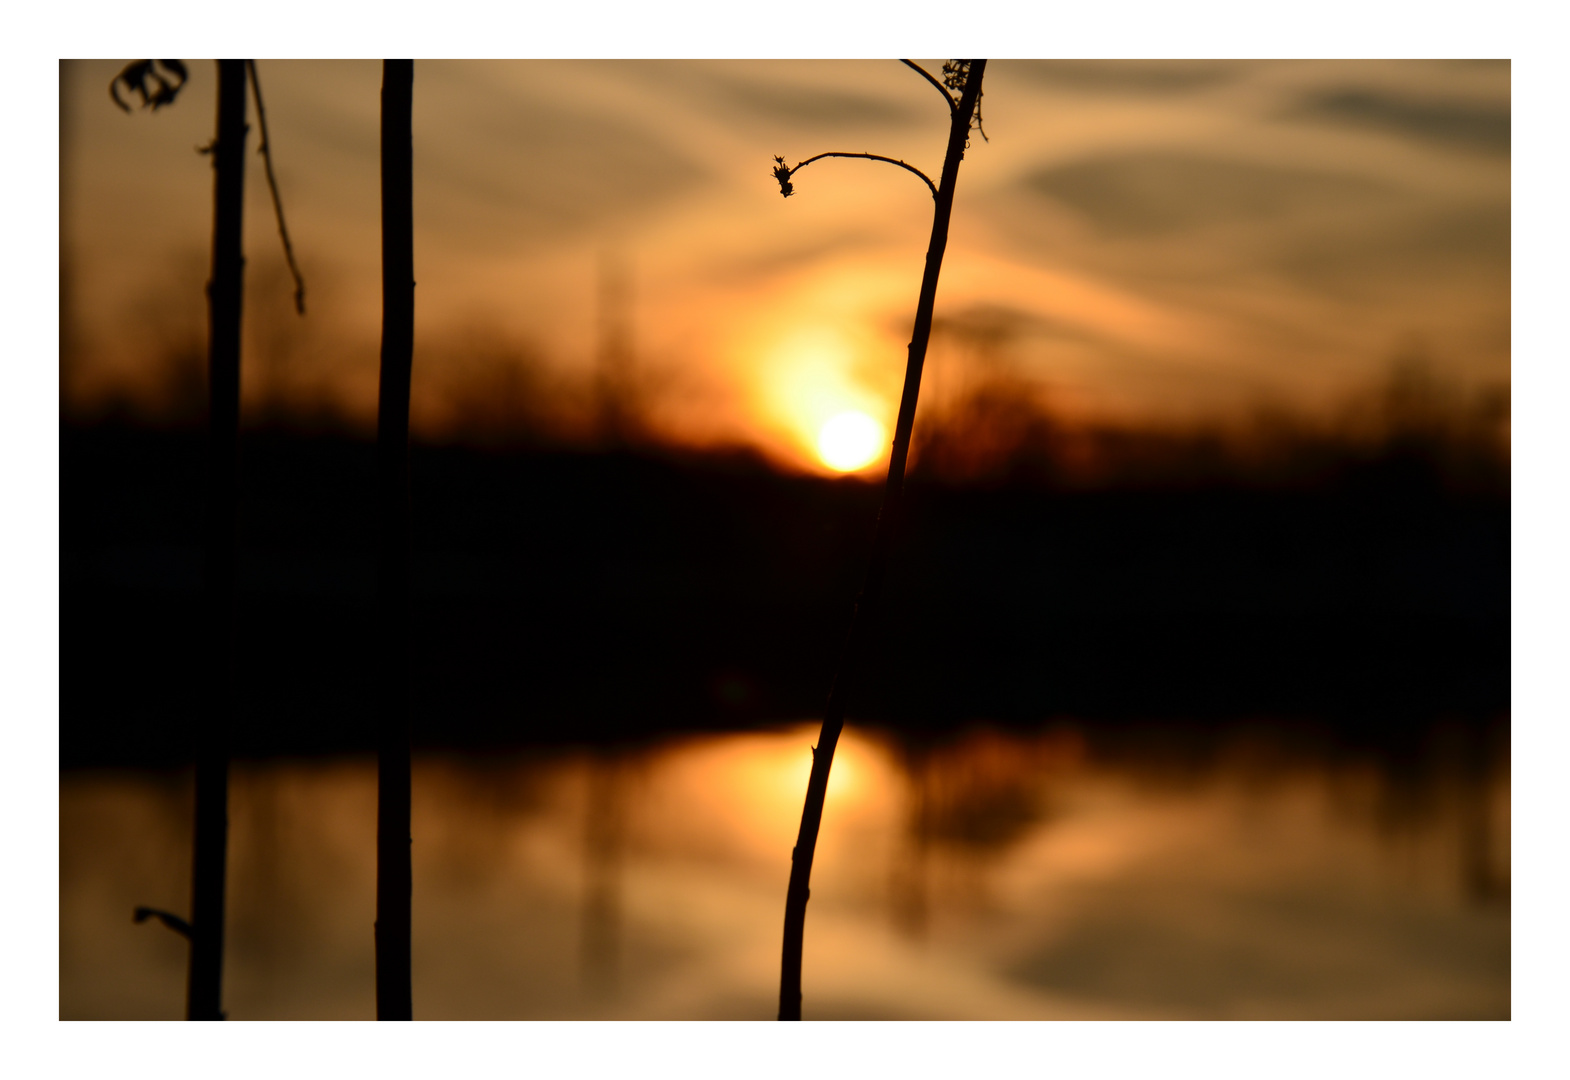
466,720 -> 1510,1007
85,720 -> 1507,1017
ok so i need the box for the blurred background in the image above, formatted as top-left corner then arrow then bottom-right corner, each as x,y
60,59 -> 1508,1019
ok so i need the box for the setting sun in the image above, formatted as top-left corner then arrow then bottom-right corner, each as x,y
817,410 -> 885,472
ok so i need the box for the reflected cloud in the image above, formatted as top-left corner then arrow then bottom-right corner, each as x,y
580,750 -> 635,999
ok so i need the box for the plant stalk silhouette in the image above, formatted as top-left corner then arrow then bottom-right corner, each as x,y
773,59 -> 987,1022
185,58 -> 248,1023
375,58 -> 416,1021
110,56 -> 244,1022
113,57 -> 305,1021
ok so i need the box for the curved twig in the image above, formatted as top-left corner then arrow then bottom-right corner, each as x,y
776,151 -> 937,201
901,59 -> 956,113
246,60 -> 307,316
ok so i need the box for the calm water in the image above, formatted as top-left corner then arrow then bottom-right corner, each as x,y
59,723 -> 1509,1019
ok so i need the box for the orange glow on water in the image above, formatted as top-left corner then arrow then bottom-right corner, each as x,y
644,724 -> 896,867
60,724 -> 1510,1019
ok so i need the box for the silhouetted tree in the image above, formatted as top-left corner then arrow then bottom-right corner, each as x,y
375,58 -> 416,1022
771,58 -> 987,1021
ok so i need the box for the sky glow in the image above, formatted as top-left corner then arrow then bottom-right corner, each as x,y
61,60 -> 1509,470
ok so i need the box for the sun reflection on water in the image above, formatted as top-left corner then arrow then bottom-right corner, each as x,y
59,722 -> 1509,1019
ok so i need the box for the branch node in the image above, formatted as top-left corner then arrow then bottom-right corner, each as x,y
901,60 -> 957,113
133,906 -> 193,940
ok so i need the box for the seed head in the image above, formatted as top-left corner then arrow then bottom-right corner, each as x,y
941,60 -> 987,144
773,155 -> 794,198
110,59 -> 188,113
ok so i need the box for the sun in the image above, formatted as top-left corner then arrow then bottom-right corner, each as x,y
817,410 -> 885,472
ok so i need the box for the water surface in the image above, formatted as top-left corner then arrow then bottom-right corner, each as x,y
60,722 -> 1509,1019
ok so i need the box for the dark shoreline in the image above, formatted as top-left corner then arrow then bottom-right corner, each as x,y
61,422 -> 1508,769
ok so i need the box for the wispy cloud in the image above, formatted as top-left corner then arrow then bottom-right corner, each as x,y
1022,152 -> 1396,237
1286,87 -> 1511,156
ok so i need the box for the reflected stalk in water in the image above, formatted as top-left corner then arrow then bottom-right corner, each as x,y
60,721 -> 1509,1019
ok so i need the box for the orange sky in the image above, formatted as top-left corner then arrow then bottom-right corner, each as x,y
60,60 -> 1509,473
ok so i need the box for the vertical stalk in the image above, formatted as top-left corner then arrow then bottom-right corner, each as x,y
778,60 -> 986,1022
375,58 -> 415,1021
188,57 -> 248,1022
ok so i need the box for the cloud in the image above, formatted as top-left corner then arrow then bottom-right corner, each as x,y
1276,203 -> 1510,297
1023,152 -> 1394,237
1286,88 -> 1510,156
688,69 -> 923,130
697,229 -> 887,286
410,63 -> 712,251
62,61 -> 1512,444
1006,60 -> 1241,94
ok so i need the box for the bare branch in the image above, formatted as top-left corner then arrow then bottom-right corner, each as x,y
247,60 -> 307,316
777,151 -> 938,201
901,60 -> 957,113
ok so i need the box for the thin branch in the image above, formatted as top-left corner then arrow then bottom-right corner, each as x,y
134,906 -> 193,940
778,152 -> 937,201
246,59 -> 307,316
900,59 -> 956,113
